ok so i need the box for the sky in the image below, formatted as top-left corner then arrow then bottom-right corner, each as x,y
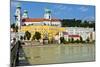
10,1 -> 95,23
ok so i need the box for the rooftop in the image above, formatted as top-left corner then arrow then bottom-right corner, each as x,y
22,18 -> 61,22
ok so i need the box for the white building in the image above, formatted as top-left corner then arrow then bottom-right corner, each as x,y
20,8 -> 61,27
63,27 -> 95,41
22,18 -> 61,27
14,4 -> 61,27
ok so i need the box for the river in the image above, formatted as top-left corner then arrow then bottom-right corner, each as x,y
17,44 -> 95,66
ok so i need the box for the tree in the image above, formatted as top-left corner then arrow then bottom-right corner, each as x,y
11,23 -> 18,32
71,38 -> 74,43
60,37 -> 65,44
86,37 -> 90,43
11,23 -> 15,29
34,32 -> 41,40
68,38 -> 71,43
75,39 -> 80,43
25,31 -> 31,40
61,19 -> 95,28
24,35 -> 26,40
20,36 -> 24,40
80,36 -> 83,43
11,23 -> 15,32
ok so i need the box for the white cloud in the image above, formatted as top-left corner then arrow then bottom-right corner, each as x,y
83,16 -> 95,21
56,5 -> 72,11
52,5 -> 73,18
79,6 -> 88,12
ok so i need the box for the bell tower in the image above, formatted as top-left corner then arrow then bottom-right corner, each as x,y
44,8 -> 51,19
15,3 -> 21,29
22,10 -> 28,19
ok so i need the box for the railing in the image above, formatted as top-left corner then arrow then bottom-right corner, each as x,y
10,41 -> 20,67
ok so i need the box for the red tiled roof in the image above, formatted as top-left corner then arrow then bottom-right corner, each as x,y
22,18 -> 61,22
68,35 -> 80,37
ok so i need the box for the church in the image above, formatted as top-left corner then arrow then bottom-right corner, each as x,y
15,4 -> 61,27
14,4 -> 65,41
22,9 -> 61,27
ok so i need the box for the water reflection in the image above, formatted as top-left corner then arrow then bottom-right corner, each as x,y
21,44 -> 95,65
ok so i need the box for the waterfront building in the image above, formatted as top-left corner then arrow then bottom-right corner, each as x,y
64,27 -> 95,41
13,4 -> 95,42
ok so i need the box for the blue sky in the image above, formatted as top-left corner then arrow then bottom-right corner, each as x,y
11,1 -> 95,23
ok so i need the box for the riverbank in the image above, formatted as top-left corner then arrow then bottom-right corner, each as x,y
21,43 -> 95,47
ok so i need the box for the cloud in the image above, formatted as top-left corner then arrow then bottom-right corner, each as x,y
83,16 -> 95,21
53,10 -> 60,16
55,5 -> 72,11
53,5 -> 72,15
79,6 -> 88,12
52,4 -> 73,18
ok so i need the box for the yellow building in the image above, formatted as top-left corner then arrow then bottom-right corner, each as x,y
20,25 -> 65,40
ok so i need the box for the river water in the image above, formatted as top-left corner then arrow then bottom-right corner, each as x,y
18,44 -> 95,65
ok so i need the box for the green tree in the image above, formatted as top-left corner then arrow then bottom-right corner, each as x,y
80,36 -> 83,43
86,37 -> 90,43
34,32 -> 41,40
60,37 -> 65,44
11,23 -> 16,32
11,23 -> 15,29
75,39 -> 80,43
20,36 -> 24,40
24,35 -> 26,40
25,31 -> 31,40
71,38 -> 74,43
11,23 -> 18,32
61,19 -> 95,28
68,38 -> 71,43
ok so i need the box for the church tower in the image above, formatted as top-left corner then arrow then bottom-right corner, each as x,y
15,3 -> 21,29
44,8 -> 51,19
22,10 -> 28,19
